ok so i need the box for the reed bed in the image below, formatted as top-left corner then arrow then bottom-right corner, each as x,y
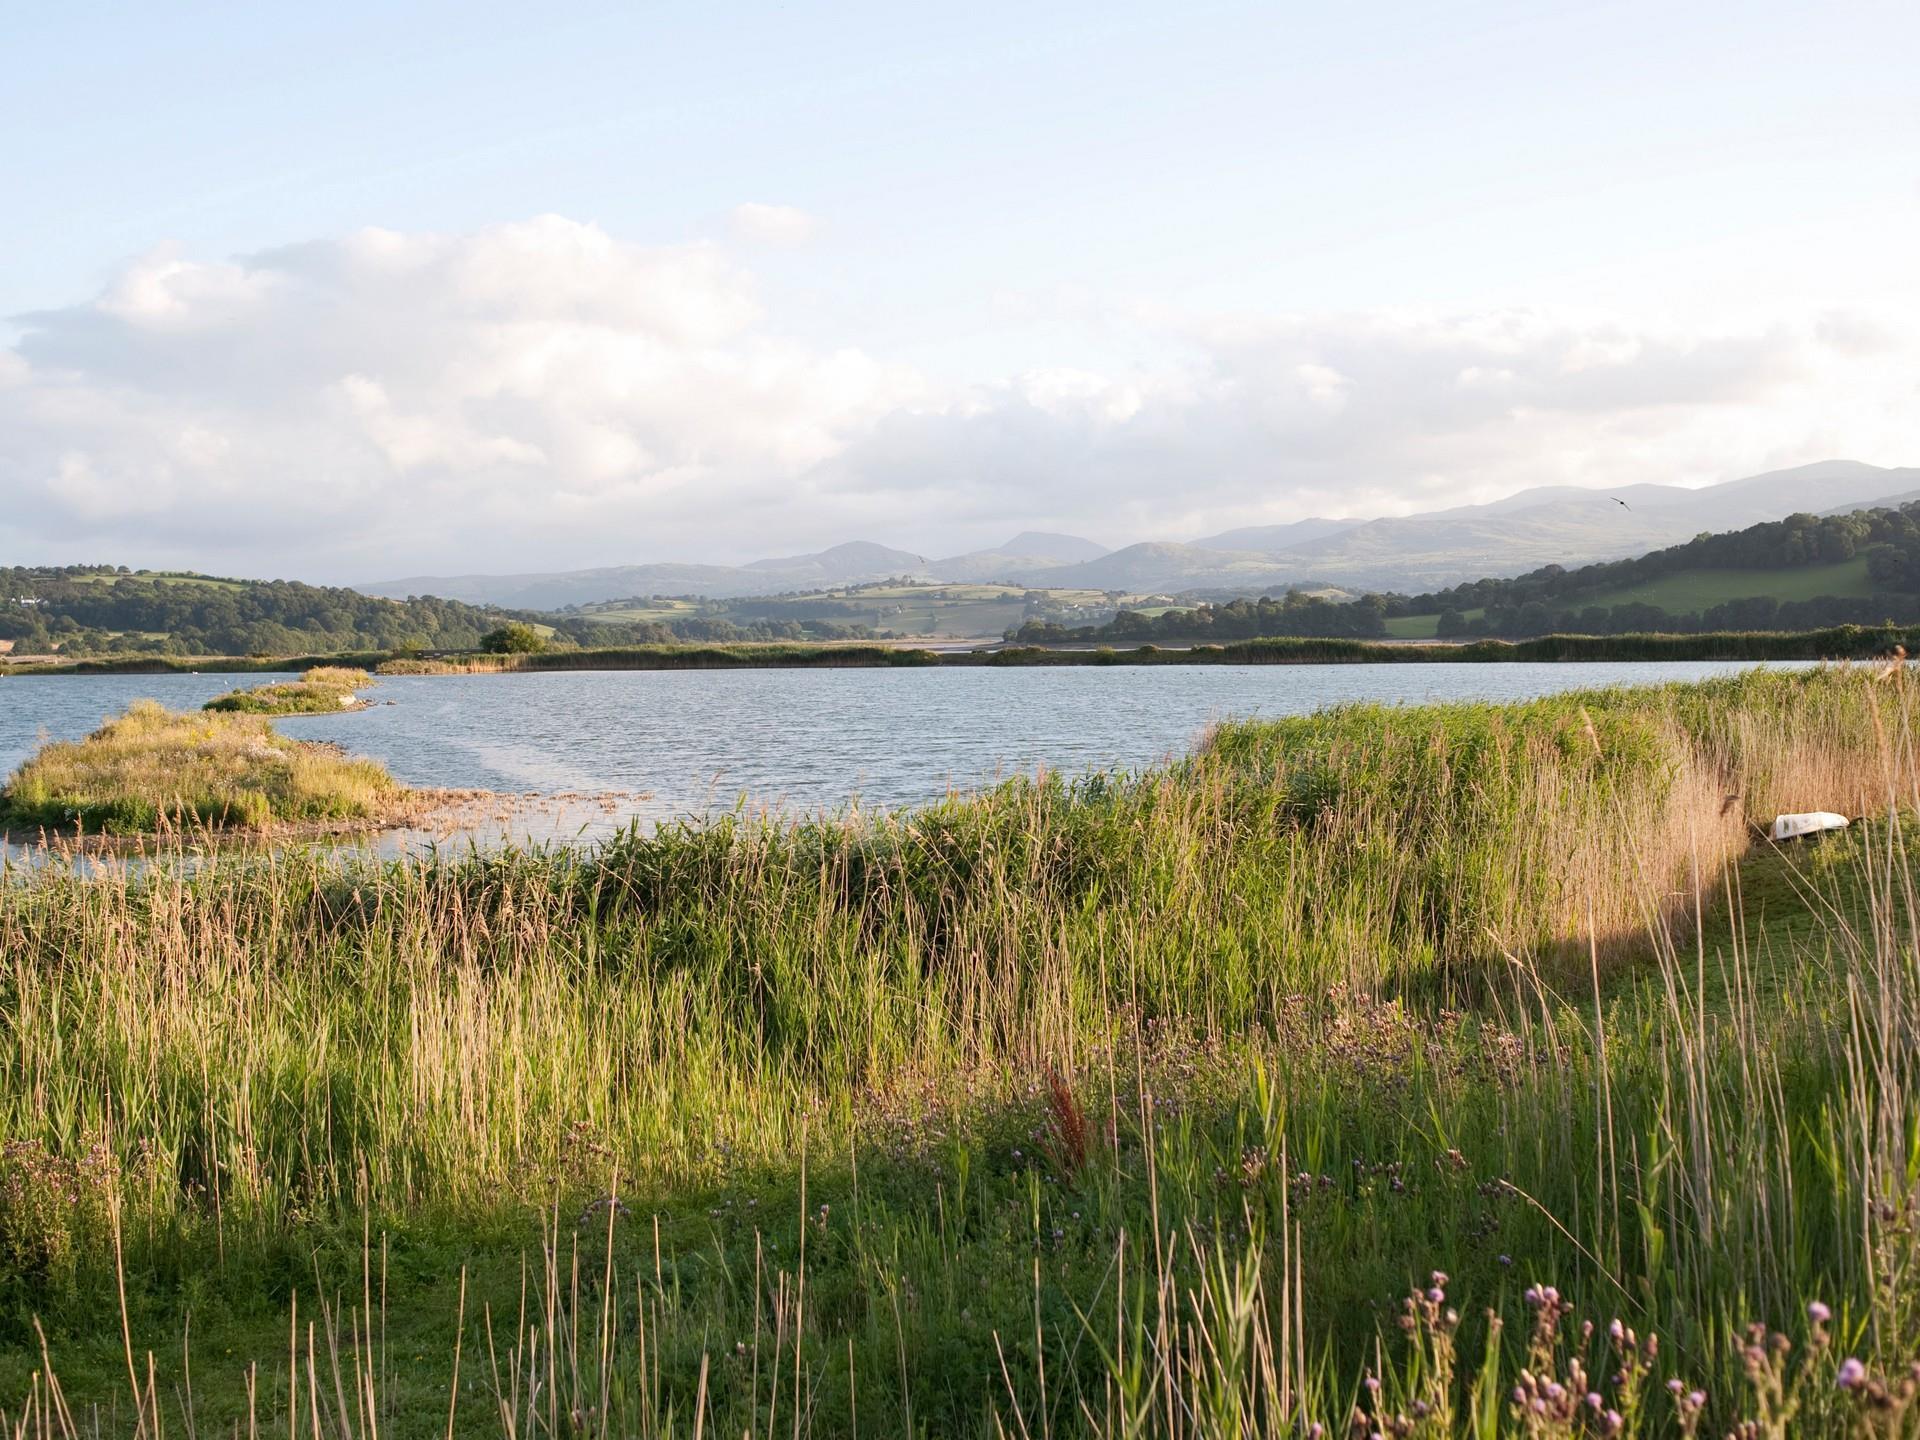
1,667 -> 1917,1435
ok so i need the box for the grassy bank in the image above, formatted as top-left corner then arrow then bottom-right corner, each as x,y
0,699 -> 404,833
1,668 -> 1918,1435
203,665 -> 376,715
3,622 -> 1916,676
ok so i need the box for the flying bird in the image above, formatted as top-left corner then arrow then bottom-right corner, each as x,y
1610,496 -> 1631,511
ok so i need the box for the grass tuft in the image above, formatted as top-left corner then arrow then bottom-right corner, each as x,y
202,665 -> 374,715
0,698 -> 401,833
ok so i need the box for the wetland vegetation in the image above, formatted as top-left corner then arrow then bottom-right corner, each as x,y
2,667 -> 1919,1434
0,699 -> 405,834
202,666 -> 376,716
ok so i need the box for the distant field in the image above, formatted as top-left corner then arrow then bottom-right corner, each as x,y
581,583 -> 1131,637
65,570 -> 246,590
578,597 -> 704,624
1578,556 -> 1876,611
1385,607 -> 1483,639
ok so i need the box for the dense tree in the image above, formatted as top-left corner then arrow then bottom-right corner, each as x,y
480,622 -> 547,654
0,567 -> 508,655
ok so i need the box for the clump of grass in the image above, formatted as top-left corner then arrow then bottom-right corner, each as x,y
203,665 -> 373,715
0,698 -> 403,833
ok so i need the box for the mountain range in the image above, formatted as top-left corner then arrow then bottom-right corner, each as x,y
360,460 -> 1920,608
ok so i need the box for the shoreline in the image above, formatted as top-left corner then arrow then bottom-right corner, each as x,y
0,785 -> 649,854
2,621 -> 1915,675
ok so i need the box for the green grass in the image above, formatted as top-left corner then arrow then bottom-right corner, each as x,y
1575,555 -> 1878,612
1384,613 -> 1436,638
203,666 -> 375,715
1389,563 -> 1879,633
2,670 -> 1920,1434
575,596 -> 704,624
63,569 -> 248,591
0,699 -> 403,833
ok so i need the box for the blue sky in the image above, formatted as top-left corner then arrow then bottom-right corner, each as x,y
3,0 -> 1916,577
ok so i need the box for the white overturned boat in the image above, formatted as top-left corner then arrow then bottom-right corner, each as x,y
1770,811 -> 1850,842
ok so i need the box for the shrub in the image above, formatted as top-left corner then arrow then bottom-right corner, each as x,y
480,622 -> 546,654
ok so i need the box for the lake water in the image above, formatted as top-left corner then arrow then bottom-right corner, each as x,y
1,661 -> 1808,853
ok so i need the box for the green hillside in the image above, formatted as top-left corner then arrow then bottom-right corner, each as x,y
1386,560 -> 1879,639
1382,506 -> 1920,640
1578,555 -> 1876,611
0,565 -> 509,657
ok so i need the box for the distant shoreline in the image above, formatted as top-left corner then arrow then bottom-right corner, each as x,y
2,623 -> 1914,676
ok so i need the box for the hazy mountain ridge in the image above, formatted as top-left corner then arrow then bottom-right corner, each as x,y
359,461 -> 1920,607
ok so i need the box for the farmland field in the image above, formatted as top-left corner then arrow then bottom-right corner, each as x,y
1576,555 -> 1877,610
579,583 -> 1133,638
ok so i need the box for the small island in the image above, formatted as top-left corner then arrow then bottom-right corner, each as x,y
0,698 -> 410,835
202,665 -> 375,715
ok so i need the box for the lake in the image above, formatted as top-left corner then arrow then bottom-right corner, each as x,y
1,660 -> 1811,853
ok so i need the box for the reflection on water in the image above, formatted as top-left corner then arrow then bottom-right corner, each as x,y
3,659 -> 1810,861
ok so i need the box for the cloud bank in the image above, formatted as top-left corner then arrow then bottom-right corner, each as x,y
1,215 -> 1913,580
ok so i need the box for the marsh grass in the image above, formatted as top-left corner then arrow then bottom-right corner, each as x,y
3,667 -> 1920,1434
203,666 -> 374,716
0,699 -> 401,833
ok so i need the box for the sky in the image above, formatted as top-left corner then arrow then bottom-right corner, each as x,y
2,0 -> 1917,582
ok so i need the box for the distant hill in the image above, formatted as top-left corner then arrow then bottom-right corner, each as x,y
0,566 -> 511,658
932,532 -> 1110,581
362,543 -> 937,609
356,460 -> 1917,606
1264,460 -> 1920,591
1017,542 -> 1290,591
1187,516 -> 1361,555
361,534 -> 1105,607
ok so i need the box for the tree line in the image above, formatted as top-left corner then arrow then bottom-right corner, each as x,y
0,567 -> 879,658
0,567 -> 507,656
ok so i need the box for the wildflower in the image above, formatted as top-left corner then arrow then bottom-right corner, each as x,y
1838,1357 -> 1867,1390
1808,1300 -> 1831,1324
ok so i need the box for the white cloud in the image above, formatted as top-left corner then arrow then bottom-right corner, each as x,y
0,216 -> 1914,580
729,203 -> 818,248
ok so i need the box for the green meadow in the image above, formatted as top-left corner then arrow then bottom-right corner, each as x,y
1575,556 -> 1879,612
2,668 -> 1919,1435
